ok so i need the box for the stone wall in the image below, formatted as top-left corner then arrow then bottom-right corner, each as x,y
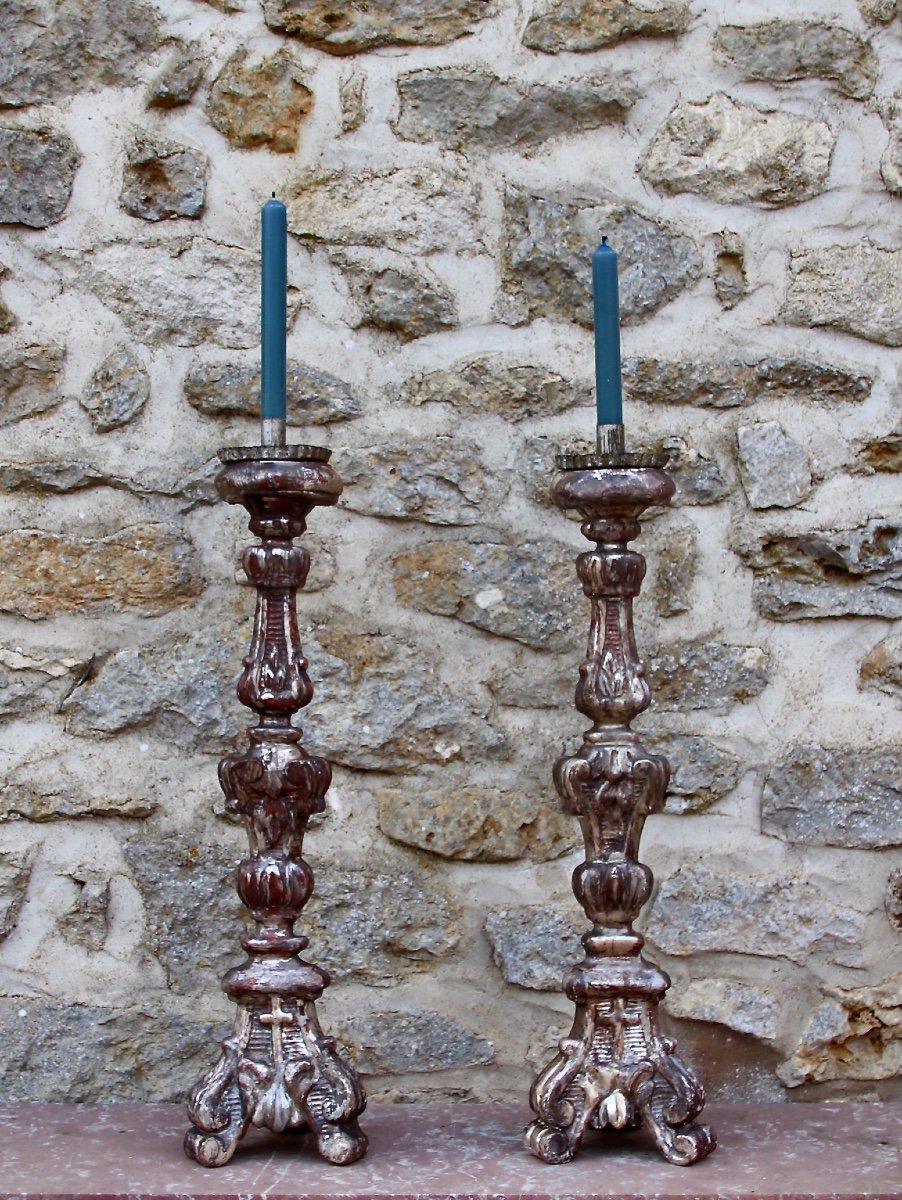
0,0 -> 900,1107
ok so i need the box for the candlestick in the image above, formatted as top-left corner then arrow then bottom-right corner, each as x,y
523,446 -> 715,1167
592,238 -> 623,429
261,195 -> 287,446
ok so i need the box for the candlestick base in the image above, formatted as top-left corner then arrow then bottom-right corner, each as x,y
184,447 -> 367,1169
523,458 -> 715,1168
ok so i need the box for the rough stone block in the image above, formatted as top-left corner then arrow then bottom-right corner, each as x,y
783,241 -> 902,346
0,850 -> 33,941
522,0 -> 689,52
762,745 -> 902,848
646,732 -> 742,814
146,44 -> 205,109
336,1010 -> 493,1073
0,0 -> 164,108
289,165 -> 484,254
59,873 -> 112,952
622,355 -> 871,408
501,185 -> 701,327
736,422 -> 813,509
393,69 -> 635,150
375,783 -> 578,861
0,781 -> 155,824
879,98 -> 902,194
860,632 -> 902,697
483,906 -> 582,991
0,128 -> 79,228
80,348 -> 149,431
736,520 -> 902,621
714,230 -> 748,309
184,358 -> 360,425
714,21 -> 877,100
639,93 -> 834,206
0,523 -> 202,620
648,864 -> 865,966
206,49 -> 312,153
653,523 -> 696,616
647,640 -> 769,712
261,0 -> 490,54
338,438 -> 488,525
665,977 -> 779,1041
0,646 -> 80,718
120,136 -> 208,222
403,359 -> 591,420
886,866 -> 902,931
339,260 -> 457,342
0,344 -> 64,426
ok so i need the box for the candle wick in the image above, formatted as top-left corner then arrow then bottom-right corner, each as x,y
271,191 -> 276,198
601,235 -> 608,244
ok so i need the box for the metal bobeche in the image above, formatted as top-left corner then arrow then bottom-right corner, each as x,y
524,454 -> 715,1167
184,447 -> 367,1169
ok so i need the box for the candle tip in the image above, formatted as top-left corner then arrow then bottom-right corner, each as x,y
601,235 -> 608,245
271,191 -> 276,198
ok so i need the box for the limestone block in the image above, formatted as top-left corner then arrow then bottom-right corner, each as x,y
860,632 -> 902,697
336,1010 -> 493,1073
0,457 -> 219,508
501,185 -> 701,327
206,49 -> 312,153
879,99 -> 902,195
778,974 -> 902,1086
80,348 -> 149,431
522,0 -> 689,52
653,523 -> 696,615
288,165 -> 484,254
737,422 -> 813,510
392,69 -> 635,150
0,344 -> 64,426
339,70 -> 366,132
649,865 -> 865,966
714,22 -> 877,100
391,538 -> 580,652
0,998 -> 223,1102
0,850 -> 33,941
783,241 -> 902,347
714,230 -> 748,310
184,359 -> 360,424
375,783 -> 578,861
762,745 -> 902,848
647,732 -> 742,814
120,136 -> 208,222
0,780 -> 156,823
647,640 -> 769,712
859,0 -> 900,21
339,261 -> 457,342
146,44 -> 205,109
665,978 -> 779,1041
623,355 -> 871,408
0,0 -> 164,108
645,438 -> 728,507
639,93 -> 834,206
854,432 -> 902,474
0,523 -> 202,620
0,128 -> 79,227
338,438 -> 487,525
59,874 -> 111,952
886,866 -> 902,931
403,360 -> 591,420
261,0 -> 491,54
45,239 -> 265,349
736,520 -> 902,621
483,906 -> 582,990
0,646 -> 80,718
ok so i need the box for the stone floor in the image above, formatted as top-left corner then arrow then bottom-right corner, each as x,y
1,1101 -> 900,1199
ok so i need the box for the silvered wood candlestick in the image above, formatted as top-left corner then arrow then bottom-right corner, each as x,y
525,449 -> 715,1167
185,445 -> 367,1169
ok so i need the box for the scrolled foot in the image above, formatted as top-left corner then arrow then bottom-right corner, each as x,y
524,1119 -> 577,1164
184,1125 -> 242,1168
315,1119 -> 369,1165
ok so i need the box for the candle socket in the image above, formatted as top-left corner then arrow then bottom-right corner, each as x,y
523,453 -> 715,1168
261,417 -> 287,448
596,423 -> 625,457
184,445 -> 367,1169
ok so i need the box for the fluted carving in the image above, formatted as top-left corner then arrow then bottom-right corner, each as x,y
185,447 -> 367,1169
524,459 -> 715,1167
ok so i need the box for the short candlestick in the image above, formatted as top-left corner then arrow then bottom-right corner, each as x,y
524,447 -> 715,1167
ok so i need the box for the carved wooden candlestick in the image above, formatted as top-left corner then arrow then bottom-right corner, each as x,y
185,445 -> 367,1169
524,450 -> 715,1168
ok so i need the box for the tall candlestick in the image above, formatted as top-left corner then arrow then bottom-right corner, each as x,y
261,195 -> 287,446
592,238 -> 623,432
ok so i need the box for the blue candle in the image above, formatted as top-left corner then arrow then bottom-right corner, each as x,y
261,195 -> 287,424
592,238 -> 623,426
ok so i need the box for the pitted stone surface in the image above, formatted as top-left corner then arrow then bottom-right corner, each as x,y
0,850 -> 33,941
714,21 -> 877,100
783,241 -> 902,346
184,358 -> 360,424
762,745 -> 902,848
522,0 -> 689,52
736,422 -> 813,509
648,732 -> 742,814
860,632 -> 902,697
501,186 -> 701,327
80,348 -> 149,431
484,905 -> 582,991
0,344 -> 64,426
640,93 -> 834,206
337,1010 -> 493,1073
0,646 -> 80,718
146,43 -> 205,108
649,865 -> 865,966
0,781 -> 155,823
622,356 -> 872,408
886,866 -> 902,931
206,49 -> 312,153
59,873 -> 112,952
666,977 -> 779,1041
261,0 -> 490,54
647,640 -> 769,712
339,260 -> 457,342
653,523 -> 696,616
393,69 -> 635,150
714,230 -> 748,309
736,521 -> 902,621
120,136 -> 208,221
0,128 -> 79,228
403,360 -> 592,419
339,438 -> 488,524
376,783 -> 578,861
